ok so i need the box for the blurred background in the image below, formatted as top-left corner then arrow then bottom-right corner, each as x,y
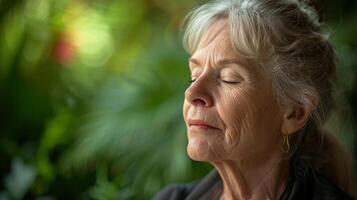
0,0 -> 356,199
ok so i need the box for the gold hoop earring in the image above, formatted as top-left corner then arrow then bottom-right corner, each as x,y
282,134 -> 290,153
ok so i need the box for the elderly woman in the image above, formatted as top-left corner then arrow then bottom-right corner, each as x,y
154,0 -> 354,199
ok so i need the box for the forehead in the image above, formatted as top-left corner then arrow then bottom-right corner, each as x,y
191,19 -> 251,68
194,20 -> 236,57
198,19 -> 229,45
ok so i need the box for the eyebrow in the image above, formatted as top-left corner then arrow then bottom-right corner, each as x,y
189,57 -> 249,70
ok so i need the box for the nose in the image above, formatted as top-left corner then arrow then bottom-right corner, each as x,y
185,78 -> 214,107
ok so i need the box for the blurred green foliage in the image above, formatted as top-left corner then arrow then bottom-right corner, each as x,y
0,0 -> 356,199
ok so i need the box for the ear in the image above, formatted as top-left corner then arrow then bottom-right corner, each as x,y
281,104 -> 312,135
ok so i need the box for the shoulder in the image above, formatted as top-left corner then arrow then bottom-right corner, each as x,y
152,183 -> 196,200
310,171 -> 354,200
281,156 -> 354,200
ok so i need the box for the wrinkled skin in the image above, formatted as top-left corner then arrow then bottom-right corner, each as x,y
183,20 -> 290,199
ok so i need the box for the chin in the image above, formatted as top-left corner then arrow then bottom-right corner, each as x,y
187,148 -> 207,161
187,137 -> 214,161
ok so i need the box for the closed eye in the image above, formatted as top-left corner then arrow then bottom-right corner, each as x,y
221,79 -> 240,84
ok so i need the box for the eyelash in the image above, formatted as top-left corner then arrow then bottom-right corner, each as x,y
188,79 -> 240,84
222,80 -> 240,84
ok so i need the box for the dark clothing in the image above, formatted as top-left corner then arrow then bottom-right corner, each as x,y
153,156 -> 353,200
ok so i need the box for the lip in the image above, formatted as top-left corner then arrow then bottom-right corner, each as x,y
188,119 -> 220,130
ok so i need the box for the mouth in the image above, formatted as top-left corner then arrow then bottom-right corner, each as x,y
188,119 -> 220,130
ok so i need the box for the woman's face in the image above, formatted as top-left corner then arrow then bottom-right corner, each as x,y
183,20 -> 283,162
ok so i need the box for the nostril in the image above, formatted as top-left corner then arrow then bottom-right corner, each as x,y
193,98 -> 207,106
185,84 -> 213,107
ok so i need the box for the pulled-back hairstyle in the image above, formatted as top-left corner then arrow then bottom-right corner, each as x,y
182,0 -> 354,196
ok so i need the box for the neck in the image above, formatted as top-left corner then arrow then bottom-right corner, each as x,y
211,151 -> 289,200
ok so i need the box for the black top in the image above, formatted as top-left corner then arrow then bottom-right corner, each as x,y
153,156 -> 353,200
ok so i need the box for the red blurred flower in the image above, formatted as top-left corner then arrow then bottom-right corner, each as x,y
53,34 -> 76,66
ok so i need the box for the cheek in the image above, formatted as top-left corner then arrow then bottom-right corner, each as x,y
219,88 -> 253,148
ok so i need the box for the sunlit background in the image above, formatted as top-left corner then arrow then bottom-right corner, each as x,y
0,0 -> 356,199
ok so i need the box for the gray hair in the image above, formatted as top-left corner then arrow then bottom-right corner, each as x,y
183,0 -> 353,195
